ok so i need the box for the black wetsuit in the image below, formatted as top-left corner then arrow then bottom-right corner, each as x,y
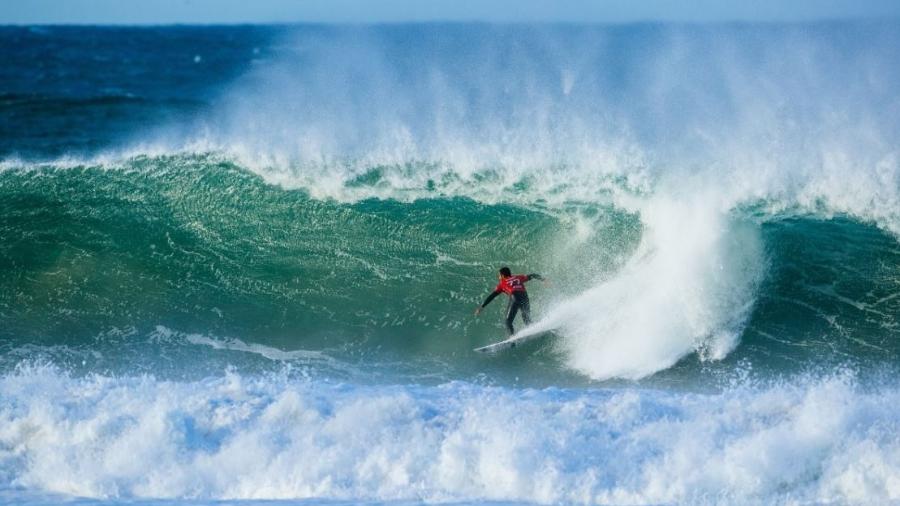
480,274 -> 542,335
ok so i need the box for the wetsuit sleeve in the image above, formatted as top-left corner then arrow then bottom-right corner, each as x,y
526,273 -> 542,281
481,290 -> 502,308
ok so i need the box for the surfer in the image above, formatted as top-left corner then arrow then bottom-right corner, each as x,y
475,267 -> 545,335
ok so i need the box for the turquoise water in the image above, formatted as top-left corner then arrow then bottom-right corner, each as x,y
1,157 -> 898,385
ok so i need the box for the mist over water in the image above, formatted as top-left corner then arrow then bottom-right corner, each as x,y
2,22 -> 900,504
182,24 -> 900,217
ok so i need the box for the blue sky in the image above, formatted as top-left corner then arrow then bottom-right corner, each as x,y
3,0 -> 900,24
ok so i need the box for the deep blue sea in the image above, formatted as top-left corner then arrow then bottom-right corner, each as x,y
2,23 -> 900,505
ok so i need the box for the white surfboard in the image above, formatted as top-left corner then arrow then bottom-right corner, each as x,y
473,329 -> 553,353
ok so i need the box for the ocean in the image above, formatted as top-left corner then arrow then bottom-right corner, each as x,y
1,23 -> 900,504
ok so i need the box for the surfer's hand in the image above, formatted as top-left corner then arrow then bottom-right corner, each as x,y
474,307 -> 482,316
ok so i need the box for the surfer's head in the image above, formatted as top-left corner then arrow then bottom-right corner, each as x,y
498,266 -> 511,278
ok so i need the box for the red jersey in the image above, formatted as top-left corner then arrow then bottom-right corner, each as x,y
495,275 -> 529,295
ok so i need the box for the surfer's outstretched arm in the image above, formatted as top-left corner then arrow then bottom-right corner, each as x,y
526,273 -> 542,281
475,290 -> 502,315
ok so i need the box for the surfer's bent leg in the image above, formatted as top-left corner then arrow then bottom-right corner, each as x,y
505,298 -> 519,335
520,294 -> 532,325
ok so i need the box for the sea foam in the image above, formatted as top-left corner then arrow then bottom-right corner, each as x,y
2,365 -> 899,504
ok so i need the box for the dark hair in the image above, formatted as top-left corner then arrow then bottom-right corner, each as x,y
499,266 -> 511,277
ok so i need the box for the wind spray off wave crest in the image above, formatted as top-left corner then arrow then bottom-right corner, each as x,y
151,24 -> 897,209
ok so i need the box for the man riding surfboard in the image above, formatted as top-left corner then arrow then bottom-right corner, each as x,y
475,266 -> 545,335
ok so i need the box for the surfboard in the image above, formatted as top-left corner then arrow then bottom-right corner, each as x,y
473,329 -> 553,353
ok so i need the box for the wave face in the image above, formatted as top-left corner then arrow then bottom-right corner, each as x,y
2,157 -> 898,385
2,23 -> 900,504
